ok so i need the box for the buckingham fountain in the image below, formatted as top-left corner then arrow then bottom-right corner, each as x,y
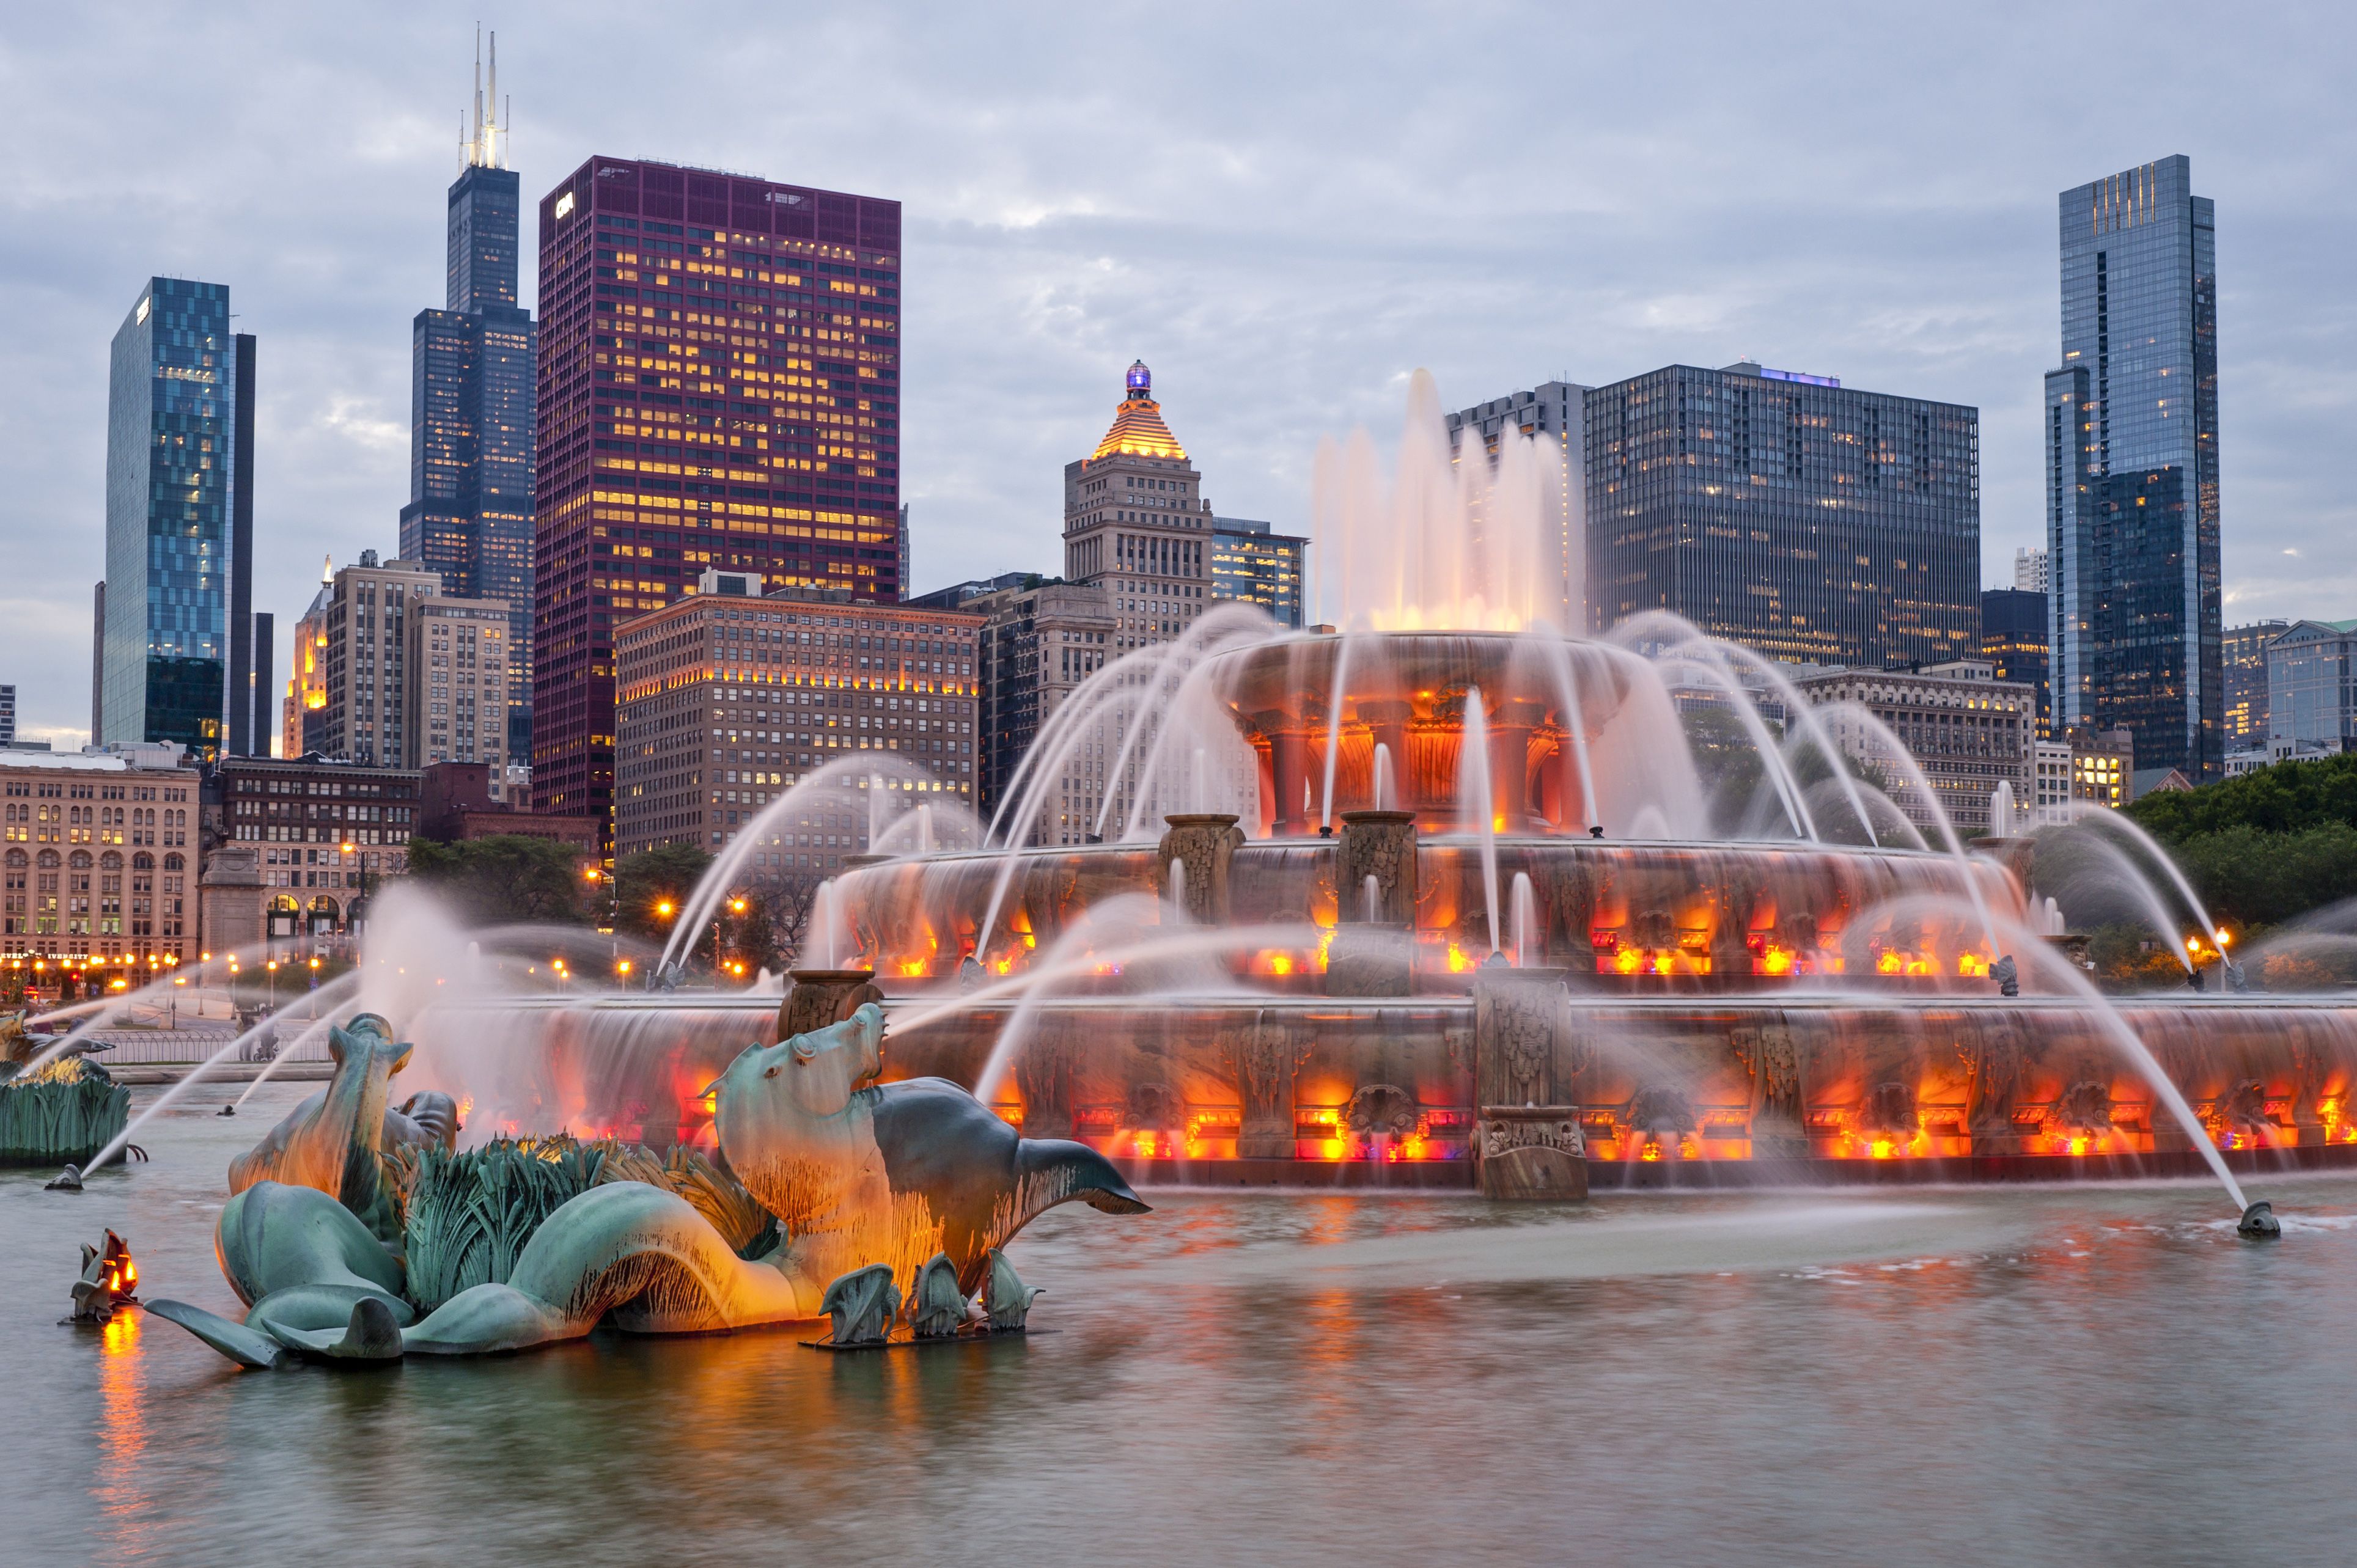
389,373 -> 2355,1214
29,371 -> 2342,1365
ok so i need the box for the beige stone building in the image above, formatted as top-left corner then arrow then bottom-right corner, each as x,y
613,571 -> 981,866
1062,361 -> 1214,655
202,754 -> 420,950
281,550 -> 510,789
1,746 -> 201,984
1794,660 -> 2037,836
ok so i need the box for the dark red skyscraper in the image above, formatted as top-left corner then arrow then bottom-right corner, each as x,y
532,157 -> 903,838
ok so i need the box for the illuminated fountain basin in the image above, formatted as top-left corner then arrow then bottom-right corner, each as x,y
432,628 -> 2357,1190
427,991 -> 2357,1189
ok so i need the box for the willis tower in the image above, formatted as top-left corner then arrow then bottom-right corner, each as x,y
400,33 -> 538,761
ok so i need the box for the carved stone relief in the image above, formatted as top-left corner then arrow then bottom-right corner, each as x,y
1153,813 -> 1246,926
1335,810 -> 1418,925
1223,1015 -> 1311,1159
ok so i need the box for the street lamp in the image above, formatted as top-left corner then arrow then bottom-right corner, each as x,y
265,958 -> 279,1014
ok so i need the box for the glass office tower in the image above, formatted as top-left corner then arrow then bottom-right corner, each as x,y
400,102 -> 537,764
101,278 -> 256,758
531,156 -> 903,839
1586,361 -> 1979,666
2045,155 -> 2223,780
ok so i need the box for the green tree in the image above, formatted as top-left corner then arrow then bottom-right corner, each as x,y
614,843 -> 714,943
2127,752 -> 2357,841
713,888 -> 782,978
2166,822 -> 2357,930
405,835 -> 593,928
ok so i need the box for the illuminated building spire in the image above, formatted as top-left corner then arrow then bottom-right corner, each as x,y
462,26 -> 509,170
1090,360 -> 1186,462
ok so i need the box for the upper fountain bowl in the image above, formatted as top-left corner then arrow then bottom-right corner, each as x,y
1202,629 -> 1647,837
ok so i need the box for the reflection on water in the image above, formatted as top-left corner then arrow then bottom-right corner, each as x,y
12,1083 -> 2357,1566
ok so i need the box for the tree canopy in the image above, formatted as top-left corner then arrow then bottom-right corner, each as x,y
405,835 -> 591,927
613,843 -> 714,941
2127,752 -> 2357,841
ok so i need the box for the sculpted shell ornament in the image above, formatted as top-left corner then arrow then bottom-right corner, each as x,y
150,1005 -> 1150,1368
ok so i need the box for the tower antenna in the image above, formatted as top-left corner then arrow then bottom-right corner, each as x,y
487,30 -> 500,169
469,24 -> 484,167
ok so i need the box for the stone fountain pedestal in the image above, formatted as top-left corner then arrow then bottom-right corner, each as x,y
1469,967 -> 1589,1201
1336,810 -> 1418,923
1329,810 -> 1420,997
1155,813 -> 1245,925
781,969 -> 886,1039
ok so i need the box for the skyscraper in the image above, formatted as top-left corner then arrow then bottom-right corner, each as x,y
2223,618 -> 2288,746
2012,546 -> 2050,593
1209,517 -> 1311,628
2045,155 -> 2223,781
1981,586 -> 2051,737
100,278 -> 258,760
532,156 -> 903,841
1587,360 -> 1980,665
400,37 -> 537,763
1062,361 -> 1213,653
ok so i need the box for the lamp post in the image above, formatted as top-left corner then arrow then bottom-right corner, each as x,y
265,959 -> 279,1014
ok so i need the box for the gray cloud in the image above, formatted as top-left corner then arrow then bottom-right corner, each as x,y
4,1 -> 2351,744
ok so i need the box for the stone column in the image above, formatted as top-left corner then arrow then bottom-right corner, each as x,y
1470,967 -> 1587,1200
1012,1010 -> 1080,1138
1154,813 -> 1245,925
1257,714 -> 1313,837
197,844 -> 264,962
779,969 -> 885,1039
1225,1013 -> 1309,1159
1966,835 -> 2034,906
1491,702 -> 1544,831
1733,1014 -> 1812,1160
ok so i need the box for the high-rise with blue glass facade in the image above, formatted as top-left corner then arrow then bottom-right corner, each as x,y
2045,155 -> 2223,782
1586,360 -> 1980,666
400,60 -> 537,763
101,278 -> 259,759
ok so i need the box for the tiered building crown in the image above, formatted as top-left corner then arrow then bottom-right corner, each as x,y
1089,361 -> 1187,462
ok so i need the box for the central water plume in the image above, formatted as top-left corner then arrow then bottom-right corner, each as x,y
1317,368 -> 1573,634
1459,685 -> 1502,957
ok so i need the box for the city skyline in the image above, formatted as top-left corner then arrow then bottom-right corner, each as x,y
5,4 -> 2355,744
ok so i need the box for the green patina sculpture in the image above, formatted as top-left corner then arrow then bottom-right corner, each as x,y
151,1002 -> 1149,1366
907,1252 -> 967,1339
819,1262 -> 900,1346
227,1013 -> 458,1240
0,1013 -> 130,1168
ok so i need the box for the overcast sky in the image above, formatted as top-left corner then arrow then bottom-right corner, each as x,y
3,1 -> 2351,746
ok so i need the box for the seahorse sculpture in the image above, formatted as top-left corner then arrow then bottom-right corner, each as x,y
226,1013 -> 459,1237
152,1002 -> 1147,1366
